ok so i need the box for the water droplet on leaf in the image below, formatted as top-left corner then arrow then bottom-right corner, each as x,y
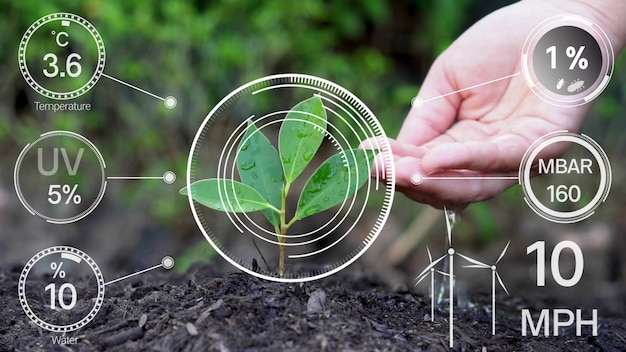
240,161 -> 256,170
308,184 -> 322,193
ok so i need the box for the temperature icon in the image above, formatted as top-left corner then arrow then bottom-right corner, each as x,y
18,13 -> 105,100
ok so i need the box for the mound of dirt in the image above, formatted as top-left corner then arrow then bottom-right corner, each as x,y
1,262 -> 624,351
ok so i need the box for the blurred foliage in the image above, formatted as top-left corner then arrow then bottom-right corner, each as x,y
1,0 -> 476,235
2,0 -> 623,263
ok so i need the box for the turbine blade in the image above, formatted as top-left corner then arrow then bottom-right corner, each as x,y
435,270 -> 454,278
427,246 -> 433,263
495,241 -> 511,265
414,255 -> 447,281
463,265 -> 490,269
414,272 -> 431,286
496,271 -> 509,295
457,253 -> 489,267
444,206 -> 452,245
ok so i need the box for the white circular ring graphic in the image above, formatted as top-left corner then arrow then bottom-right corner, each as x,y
18,246 -> 105,332
519,131 -> 611,223
187,74 -> 395,282
521,14 -> 614,107
14,130 -> 107,224
18,13 -> 105,100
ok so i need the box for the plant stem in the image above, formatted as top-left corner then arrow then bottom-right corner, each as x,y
277,182 -> 291,277
278,225 -> 286,277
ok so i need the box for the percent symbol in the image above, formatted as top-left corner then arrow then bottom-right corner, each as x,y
62,184 -> 81,204
48,184 -> 83,205
50,262 -> 66,279
567,46 -> 588,70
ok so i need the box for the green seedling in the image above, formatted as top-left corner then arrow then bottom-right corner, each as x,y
181,96 -> 376,276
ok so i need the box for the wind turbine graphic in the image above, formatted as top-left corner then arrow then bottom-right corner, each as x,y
414,247 -> 453,322
459,241 -> 511,335
414,207 -> 457,347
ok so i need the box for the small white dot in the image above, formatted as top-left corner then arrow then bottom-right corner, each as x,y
448,248 -> 455,255
162,256 -> 174,270
163,171 -> 176,184
164,96 -> 177,109
411,97 -> 423,108
410,173 -> 423,185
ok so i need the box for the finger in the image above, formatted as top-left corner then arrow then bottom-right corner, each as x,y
394,156 -> 517,207
358,137 -> 423,158
358,136 -> 387,151
360,136 -> 430,159
387,139 -> 428,158
421,134 -> 530,174
361,138 -> 428,181
397,60 -> 461,146
398,176 -> 516,209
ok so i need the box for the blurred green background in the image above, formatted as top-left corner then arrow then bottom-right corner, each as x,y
0,0 -> 624,307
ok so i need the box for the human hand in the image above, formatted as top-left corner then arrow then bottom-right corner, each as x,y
390,0 -> 625,209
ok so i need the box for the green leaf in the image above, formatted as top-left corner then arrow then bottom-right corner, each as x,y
295,149 -> 376,220
237,122 -> 284,226
180,179 -> 276,213
279,96 -> 327,183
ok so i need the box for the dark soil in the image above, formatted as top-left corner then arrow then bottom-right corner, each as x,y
1,262 -> 624,352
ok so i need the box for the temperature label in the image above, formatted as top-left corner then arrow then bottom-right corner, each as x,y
519,131 -> 611,223
18,13 -> 105,100
522,15 -> 614,106
18,246 -> 105,332
14,131 -> 107,224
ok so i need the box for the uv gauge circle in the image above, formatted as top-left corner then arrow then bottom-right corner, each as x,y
18,12 -> 105,100
521,15 -> 614,106
187,74 -> 395,282
18,246 -> 105,332
14,131 -> 107,224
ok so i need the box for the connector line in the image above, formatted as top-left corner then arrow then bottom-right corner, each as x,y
422,176 -> 519,180
102,73 -> 165,101
418,72 -> 521,104
104,263 -> 162,287
107,176 -> 163,180
104,256 -> 174,287
108,171 -> 176,183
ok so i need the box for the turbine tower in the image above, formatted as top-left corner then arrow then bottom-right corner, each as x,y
459,241 -> 511,335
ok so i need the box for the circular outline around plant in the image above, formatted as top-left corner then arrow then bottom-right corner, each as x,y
186,74 -> 395,282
